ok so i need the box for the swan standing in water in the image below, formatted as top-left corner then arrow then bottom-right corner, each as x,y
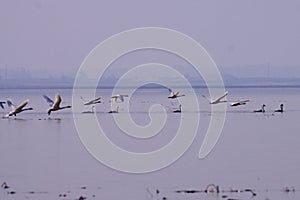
254,104 -> 266,113
173,104 -> 182,113
274,104 -> 284,113
108,106 -> 119,113
168,89 -> 185,99
44,94 -> 71,115
4,99 -> 33,117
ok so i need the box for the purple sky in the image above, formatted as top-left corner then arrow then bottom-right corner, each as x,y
1,0 -> 300,78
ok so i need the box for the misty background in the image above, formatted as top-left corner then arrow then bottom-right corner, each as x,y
1,0 -> 300,88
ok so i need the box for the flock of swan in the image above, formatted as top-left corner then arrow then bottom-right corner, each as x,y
0,89 -> 284,118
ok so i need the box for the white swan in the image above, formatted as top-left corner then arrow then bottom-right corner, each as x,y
45,94 -> 71,115
168,89 -> 185,99
230,99 -> 250,107
83,97 -> 102,105
274,104 -> 284,113
111,94 -> 128,102
5,99 -> 33,117
254,104 -> 266,113
209,91 -> 228,104
108,106 -> 119,113
173,104 -> 182,113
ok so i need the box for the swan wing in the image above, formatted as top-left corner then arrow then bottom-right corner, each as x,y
84,97 -> 101,105
43,95 -> 54,106
15,99 -> 29,112
212,91 -> 228,103
174,91 -> 180,97
0,102 -> 5,109
7,100 -> 15,110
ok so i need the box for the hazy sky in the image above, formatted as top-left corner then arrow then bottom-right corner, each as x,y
1,0 -> 300,78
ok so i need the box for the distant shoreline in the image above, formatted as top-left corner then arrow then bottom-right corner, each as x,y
1,84 -> 300,90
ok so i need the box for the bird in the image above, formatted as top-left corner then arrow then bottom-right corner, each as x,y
5,99 -> 33,117
82,97 -> 102,113
111,94 -> 128,102
82,105 -> 95,114
168,89 -> 185,99
274,104 -> 284,113
1,182 -> 9,189
173,104 -> 182,113
206,91 -> 228,104
254,104 -> 266,113
83,97 -> 102,105
0,101 -> 5,109
230,99 -> 250,107
46,94 -> 71,115
108,106 -> 119,113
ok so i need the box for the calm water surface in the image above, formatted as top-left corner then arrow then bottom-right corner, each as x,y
0,87 -> 299,200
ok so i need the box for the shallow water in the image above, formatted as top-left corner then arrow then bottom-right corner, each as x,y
0,87 -> 299,200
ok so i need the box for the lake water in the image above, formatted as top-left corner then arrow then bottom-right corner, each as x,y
0,87 -> 299,200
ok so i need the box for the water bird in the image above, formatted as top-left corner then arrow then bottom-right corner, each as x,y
108,106 -> 119,113
45,94 -> 71,115
83,97 -> 102,105
202,91 -> 228,104
4,99 -> 33,117
204,184 -> 220,193
243,189 -> 257,196
254,104 -> 266,113
82,106 -> 95,114
1,182 -> 9,189
0,101 -> 5,109
173,104 -> 182,113
168,89 -> 185,99
274,104 -> 284,113
111,94 -> 128,102
82,97 -> 102,113
230,99 -> 250,107
78,196 -> 86,200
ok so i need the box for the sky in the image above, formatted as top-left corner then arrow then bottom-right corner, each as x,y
1,0 -> 300,79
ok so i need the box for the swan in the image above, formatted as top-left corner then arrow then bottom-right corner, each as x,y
5,99 -> 33,117
46,94 -> 71,115
173,104 -> 182,113
1,182 -> 9,189
108,106 -> 119,113
82,106 -> 95,114
83,97 -> 102,105
0,101 -> 5,109
168,89 -> 185,99
254,104 -> 266,113
208,91 -> 228,104
111,94 -> 128,102
274,104 -> 284,113
230,99 -> 250,107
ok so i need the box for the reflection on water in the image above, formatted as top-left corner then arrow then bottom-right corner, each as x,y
0,87 -> 300,200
